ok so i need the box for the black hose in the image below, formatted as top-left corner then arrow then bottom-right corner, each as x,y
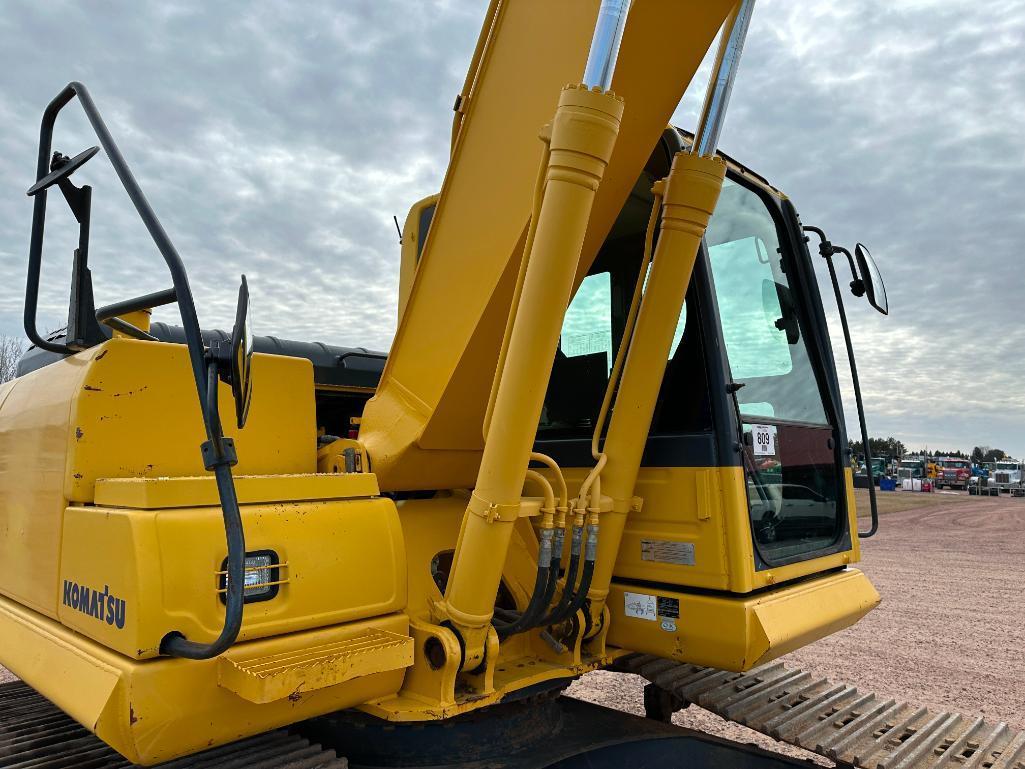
537,529 -> 565,613
493,562 -> 550,639
539,523 -> 583,627
562,560 -> 595,621
543,521 -> 598,627
558,522 -> 598,624
493,522 -> 561,638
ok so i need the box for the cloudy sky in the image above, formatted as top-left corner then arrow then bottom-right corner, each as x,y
1,1 -> 1022,456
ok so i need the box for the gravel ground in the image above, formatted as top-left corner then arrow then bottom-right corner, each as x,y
2,492 -> 1022,764
568,492 -> 1025,763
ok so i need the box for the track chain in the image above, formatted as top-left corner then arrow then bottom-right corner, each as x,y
619,654 -> 1025,769
0,681 -> 347,768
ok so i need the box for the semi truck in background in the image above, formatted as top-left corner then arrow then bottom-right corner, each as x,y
897,456 -> 927,482
935,457 -> 971,490
988,459 -> 1024,495
853,456 -> 888,488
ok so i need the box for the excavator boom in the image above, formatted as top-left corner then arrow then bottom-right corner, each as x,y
360,0 -> 736,491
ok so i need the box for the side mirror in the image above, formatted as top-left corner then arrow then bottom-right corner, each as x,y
854,243 -> 888,315
218,275 -> 254,429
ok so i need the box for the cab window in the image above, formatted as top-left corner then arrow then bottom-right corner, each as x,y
707,178 -> 843,565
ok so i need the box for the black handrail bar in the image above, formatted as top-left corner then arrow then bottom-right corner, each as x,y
804,225 -> 879,539
25,82 -> 245,659
95,286 -> 178,325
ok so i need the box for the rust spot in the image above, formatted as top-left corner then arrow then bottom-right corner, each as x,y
130,705 -> 138,725
96,349 -> 109,360
75,427 -> 84,441
288,689 -> 303,704
113,385 -> 149,399
73,473 -> 83,480
83,385 -> 102,392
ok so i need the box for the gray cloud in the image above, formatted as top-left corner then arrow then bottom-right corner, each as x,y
1,1 -> 1022,455
672,0 -> 1025,456
0,0 -> 479,351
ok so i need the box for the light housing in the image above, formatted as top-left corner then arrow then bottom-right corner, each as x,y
220,550 -> 280,604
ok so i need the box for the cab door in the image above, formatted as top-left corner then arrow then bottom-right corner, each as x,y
706,177 -> 850,569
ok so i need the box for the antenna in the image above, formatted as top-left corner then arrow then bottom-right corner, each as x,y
393,215 -> 402,244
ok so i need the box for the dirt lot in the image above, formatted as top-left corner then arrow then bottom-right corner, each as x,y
569,490 -> 1025,762
2,490 -> 1022,764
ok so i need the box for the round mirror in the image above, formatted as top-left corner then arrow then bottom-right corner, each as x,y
854,243 -> 888,315
230,275 -> 254,428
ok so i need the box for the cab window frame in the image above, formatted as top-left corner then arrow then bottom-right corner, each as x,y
705,165 -> 853,570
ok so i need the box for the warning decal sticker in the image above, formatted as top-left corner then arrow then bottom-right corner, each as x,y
624,591 -> 658,621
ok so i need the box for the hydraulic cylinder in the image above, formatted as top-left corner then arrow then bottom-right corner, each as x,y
585,151 -> 725,630
436,84 -> 623,669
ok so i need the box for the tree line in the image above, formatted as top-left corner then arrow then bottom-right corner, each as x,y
849,435 -> 1010,463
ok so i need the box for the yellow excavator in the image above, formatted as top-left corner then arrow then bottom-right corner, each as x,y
2,2 -> 1018,768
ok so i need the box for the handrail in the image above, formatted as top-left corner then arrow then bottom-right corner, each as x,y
25,81 -> 247,658
804,225 -> 879,539
27,83 -> 212,414
95,287 -> 178,325
95,287 -> 178,342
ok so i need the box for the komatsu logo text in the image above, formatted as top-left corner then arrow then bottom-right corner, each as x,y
62,581 -> 126,629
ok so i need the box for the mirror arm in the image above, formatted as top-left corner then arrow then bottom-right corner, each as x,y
831,244 -> 856,275
804,226 -> 879,538
830,245 -> 866,296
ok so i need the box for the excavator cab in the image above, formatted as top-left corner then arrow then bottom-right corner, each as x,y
540,132 -> 852,578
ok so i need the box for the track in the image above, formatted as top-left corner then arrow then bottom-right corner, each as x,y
620,654 -> 1025,769
0,681 -> 346,768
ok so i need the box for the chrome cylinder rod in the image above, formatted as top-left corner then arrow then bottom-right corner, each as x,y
582,0 -> 632,91
692,0 -> 756,157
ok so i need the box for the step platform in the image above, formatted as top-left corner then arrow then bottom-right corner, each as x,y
219,628 -> 413,704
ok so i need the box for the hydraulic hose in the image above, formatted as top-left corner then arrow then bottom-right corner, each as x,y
540,518 -> 583,626
550,191 -> 657,637
493,471 -> 555,638
530,452 -> 569,510
542,474 -> 601,628
494,555 -> 550,639
560,476 -> 600,625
